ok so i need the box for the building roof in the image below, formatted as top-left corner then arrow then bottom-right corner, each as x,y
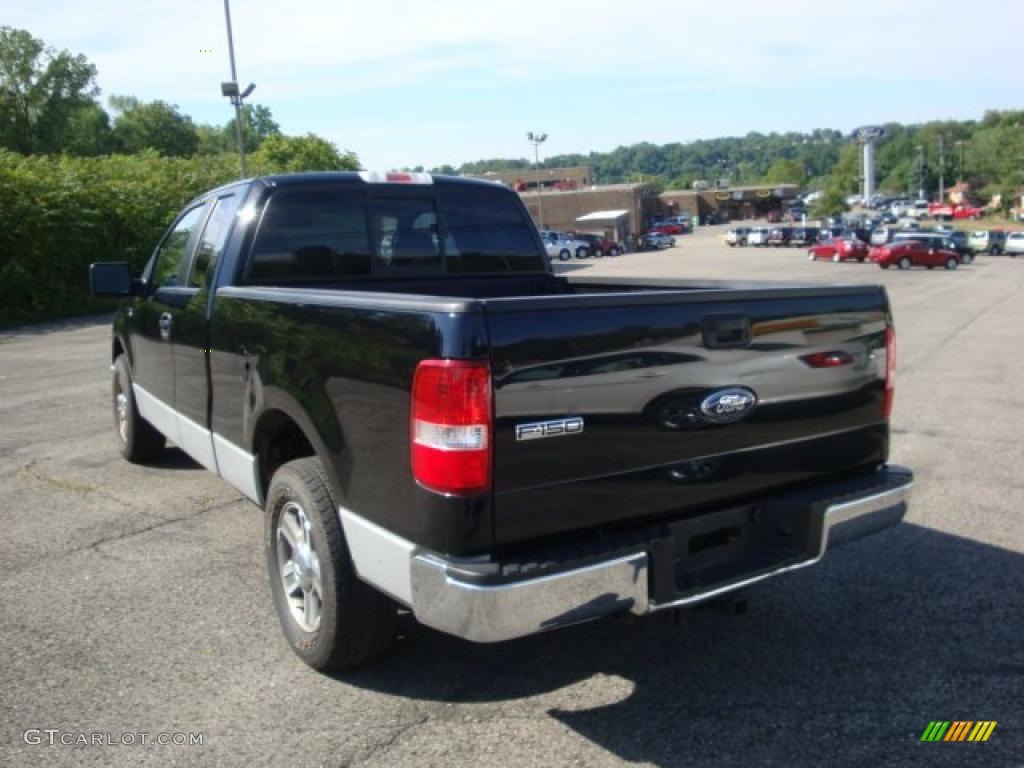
576,210 -> 630,222
520,182 -> 649,197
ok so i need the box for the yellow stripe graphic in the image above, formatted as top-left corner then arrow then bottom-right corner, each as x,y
980,721 -> 997,742
968,722 -> 985,741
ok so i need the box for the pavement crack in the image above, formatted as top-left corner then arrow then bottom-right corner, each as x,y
338,713 -> 431,768
66,497 -> 243,558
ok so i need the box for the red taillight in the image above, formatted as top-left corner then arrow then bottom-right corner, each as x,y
800,350 -> 853,368
883,327 -> 895,419
411,360 -> 492,495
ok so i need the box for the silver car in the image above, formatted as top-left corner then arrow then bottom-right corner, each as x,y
541,231 -> 590,261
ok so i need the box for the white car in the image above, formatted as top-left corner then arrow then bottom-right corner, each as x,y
746,227 -> 770,246
1005,232 -> 1024,257
724,227 -> 750,246
541,231 -> 589,261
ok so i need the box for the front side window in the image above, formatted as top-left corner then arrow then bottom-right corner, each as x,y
152,205 -> 207,288
189,194 -> 241,287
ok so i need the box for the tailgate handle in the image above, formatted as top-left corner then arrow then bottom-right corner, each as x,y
702,313 -> 751,349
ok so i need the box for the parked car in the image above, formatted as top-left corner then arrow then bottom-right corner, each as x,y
641,231 -> 676,250
651,221 -> 686,235
1006,232 -> 1024,257
572,232 -> 620,257
89,170 -> 912,671
869,239 -> 962,270
818,226 -> 846,242
892,231 -> 972,263
765,210 -> 782,223
788,227 -> 820,247
541,231 -> 590,260
808,237 -> 869,262
928,202 -> 984,220
724,227 -> 750,246
766,227 -> 792,247
968,230 -> 1007,255
746,227 -> 770,246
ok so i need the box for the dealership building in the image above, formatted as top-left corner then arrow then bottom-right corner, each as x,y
468,166 -> 800,238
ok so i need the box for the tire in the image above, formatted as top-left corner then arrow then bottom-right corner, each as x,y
992,247 -> 1001,256
112,354 -> 165,463
670,238 -> 676,247
832,253 -> 841,263
898,257 -> 912,270
558,249 -> 570,262
608,246 -> 619,256
575,247 -> 588,259
945,257 -> 958,270
265,457 -> 396,672
962,253 -> 973,264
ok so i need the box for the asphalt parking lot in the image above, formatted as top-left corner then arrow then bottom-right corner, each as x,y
2,224 -> 1022,767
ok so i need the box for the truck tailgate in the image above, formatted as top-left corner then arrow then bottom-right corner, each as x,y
484,286 -> 891,547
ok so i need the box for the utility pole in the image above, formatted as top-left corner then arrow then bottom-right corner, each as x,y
915,145 -> 925,200
222,0 -> 254,178
526,132 -> 547,228
937,134 -> 945,202
955,140 -> 965,183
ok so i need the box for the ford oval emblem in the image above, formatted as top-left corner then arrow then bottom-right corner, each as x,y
699,388 -> 758,424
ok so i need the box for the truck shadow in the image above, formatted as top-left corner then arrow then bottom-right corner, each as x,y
341,523 -> 1022,766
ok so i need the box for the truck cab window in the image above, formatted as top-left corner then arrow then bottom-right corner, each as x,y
246,189 -> 371,282
189,194 -> 241,288
371,198 -> 440,270
151,205 -> 207,289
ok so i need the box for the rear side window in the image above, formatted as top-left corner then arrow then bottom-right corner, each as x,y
246,188 -> 371,282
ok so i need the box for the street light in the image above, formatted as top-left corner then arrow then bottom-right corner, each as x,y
222,0 -> 254,178
527,131 -> 547,228
955,140 -> 965,183
915,145 -> 925,200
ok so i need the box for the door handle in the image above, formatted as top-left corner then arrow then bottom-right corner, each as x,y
159,312 -> 173,340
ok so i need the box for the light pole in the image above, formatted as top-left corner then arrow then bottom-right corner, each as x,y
222,0 -> 255,177
955,140 -> 965,183
915,145 -> 925,200
527,131 -> 547,228
937,134 -> 946,202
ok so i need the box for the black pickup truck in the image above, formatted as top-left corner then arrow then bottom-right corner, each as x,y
91,171 -> 912,671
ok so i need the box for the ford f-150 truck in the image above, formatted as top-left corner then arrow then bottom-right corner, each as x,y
90,171 -> 913,672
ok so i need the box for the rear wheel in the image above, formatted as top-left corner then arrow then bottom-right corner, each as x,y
670,238 -> 676,247
945,257 -> 958,270
558,249 -> 570,262
265,457 -> 396,672
575,246 -> 589,259
608,246 -> 619,256
112,355 -> 165,463
898,257 -> 912,270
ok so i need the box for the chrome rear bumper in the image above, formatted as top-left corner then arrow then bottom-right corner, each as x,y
410,466 -> 912,643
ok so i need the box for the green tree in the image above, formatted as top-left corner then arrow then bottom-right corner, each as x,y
761,158 -> 806,186
110,96 -> 199,156
223,103 -> 281,153
0,26 -> 101,154
250,133 -> 358,173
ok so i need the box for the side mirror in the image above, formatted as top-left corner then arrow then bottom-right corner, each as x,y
89,262 -> 136,297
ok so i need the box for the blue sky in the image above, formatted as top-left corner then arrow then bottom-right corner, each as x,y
7,0 -> 1022,170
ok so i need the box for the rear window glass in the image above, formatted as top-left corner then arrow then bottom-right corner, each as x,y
246,188 -> 371,281
244,183 -> 544,282
440,187 -> 545,273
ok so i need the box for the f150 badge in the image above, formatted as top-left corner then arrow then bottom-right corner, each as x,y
516,417 -> 584,441
699,388 -> 757,424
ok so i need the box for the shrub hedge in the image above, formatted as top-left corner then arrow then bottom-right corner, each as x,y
0,149 -> 240,326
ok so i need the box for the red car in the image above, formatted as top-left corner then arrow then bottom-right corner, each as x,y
651,222 -> 686,235
869,240 -> 961,270
807,237 -> 869,262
